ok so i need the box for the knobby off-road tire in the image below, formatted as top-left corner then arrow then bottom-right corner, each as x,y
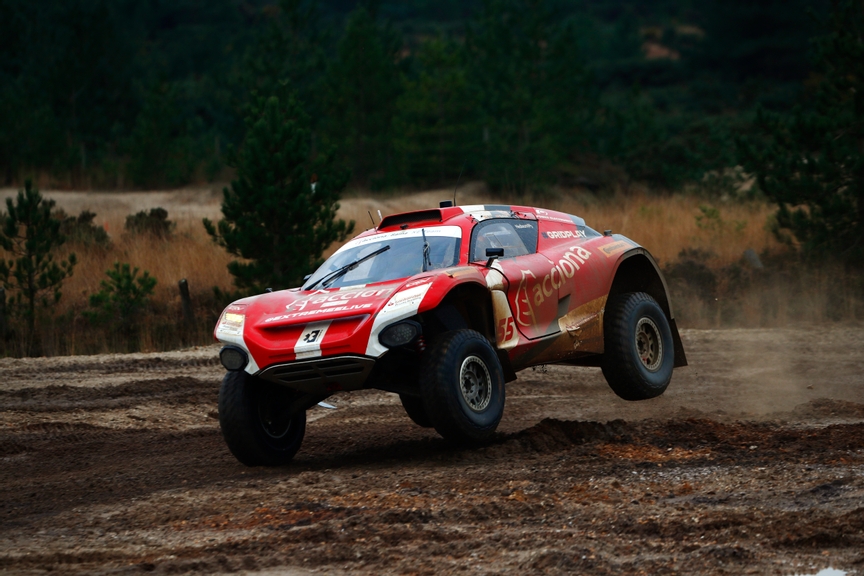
602,292 -> 674,401
218,370 -> 306,466
420,329 -> 505,442
399,393 -> 434,428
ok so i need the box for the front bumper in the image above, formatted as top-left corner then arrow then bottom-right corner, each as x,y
256,355 -> 376,394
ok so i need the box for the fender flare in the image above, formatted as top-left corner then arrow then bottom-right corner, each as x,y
608,248 -> 688,367
417,268 -> 518,381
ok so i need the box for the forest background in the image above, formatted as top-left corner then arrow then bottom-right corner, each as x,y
0,0 -> 827,192
0,0 -> 860,356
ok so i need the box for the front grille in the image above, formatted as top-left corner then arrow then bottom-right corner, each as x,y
258,355 -> 375,393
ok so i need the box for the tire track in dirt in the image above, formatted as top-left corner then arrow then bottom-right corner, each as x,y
0,355 -> 220,379
3,406 -> 862,523
0,376 -> 218,412
2,327 -> 864,575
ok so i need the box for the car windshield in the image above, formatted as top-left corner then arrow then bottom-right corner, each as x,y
302,227 -> 462,290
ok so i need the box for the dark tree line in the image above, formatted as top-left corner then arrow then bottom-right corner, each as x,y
0,0 -> 829,193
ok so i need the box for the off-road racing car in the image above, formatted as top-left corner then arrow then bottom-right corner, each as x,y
214,203 -> 687,466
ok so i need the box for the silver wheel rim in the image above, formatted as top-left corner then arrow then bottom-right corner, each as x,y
635,317 -> 663,372
459,355 -> 492,412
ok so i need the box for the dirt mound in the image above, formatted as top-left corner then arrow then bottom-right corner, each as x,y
792,398 -> 864,419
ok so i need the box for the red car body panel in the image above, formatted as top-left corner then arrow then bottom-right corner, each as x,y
214,204 -> 685,392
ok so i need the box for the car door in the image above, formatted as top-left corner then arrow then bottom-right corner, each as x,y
470,219 -> 560,340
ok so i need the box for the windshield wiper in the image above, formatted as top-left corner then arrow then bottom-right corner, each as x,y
305,245 -> 391,291
421,228 -> 431,272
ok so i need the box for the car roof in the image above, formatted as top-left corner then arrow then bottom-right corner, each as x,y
375,204 -> 586,233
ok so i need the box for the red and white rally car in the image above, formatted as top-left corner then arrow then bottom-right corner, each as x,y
214,202 -> 687,466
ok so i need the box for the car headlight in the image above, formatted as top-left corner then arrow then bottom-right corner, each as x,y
216,304 -> 247,338
220,345 -> 248,371
379,320 -> 422,348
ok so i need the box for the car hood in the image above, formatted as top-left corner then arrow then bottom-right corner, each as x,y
251,282 -> 407,327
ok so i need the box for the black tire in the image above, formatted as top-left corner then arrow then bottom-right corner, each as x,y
602,292 -> 675,401
399,393 -> 434,428
218,371 -> 306,466
420,329 -> 505,442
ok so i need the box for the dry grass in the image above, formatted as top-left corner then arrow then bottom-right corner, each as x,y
340,184 -> 781,266
47,185 -> 778,312
59,223 -> 235,314
0,184 -> 859,355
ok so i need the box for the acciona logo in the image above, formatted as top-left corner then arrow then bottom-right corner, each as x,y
514,246 -> 592,326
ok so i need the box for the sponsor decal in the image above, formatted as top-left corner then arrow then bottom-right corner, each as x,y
497,317 -> 516,342
405,277 -> 434,288
294,321 -> 332,359
514,270 -> 538,327
515,246 -> 593,324
534,208 -> 576,224
265,302 -> 375,323
286,287 -> 395,313
599,240 -> 632,258
335,225 -> 462,253
542,230 -> 588,240
514,223 -> 534,229
384,283 -> 431,310
459,206 -> 511,221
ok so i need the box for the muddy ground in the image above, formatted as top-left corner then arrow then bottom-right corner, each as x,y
1,326 -> 863,575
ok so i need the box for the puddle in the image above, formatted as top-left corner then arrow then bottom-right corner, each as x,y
794,569 -> 847,576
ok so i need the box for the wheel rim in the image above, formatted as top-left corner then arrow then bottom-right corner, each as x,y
257,402 -> 295,440
459,355 -> 492,412
635,317 -> 663,372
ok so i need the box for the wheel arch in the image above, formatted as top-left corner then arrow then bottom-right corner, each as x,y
419,282 -> 518,381
608,249 -> 688,367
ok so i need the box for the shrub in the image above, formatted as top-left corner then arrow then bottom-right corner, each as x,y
55,209 -> 111,247
86,262 -> 157,348
124,207 -> 174,239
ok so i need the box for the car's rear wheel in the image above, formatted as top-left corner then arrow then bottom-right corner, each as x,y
218,371 -> 306,466
602,292 -> 674,400
399,393 -> 434,427
420,329 -> 505,442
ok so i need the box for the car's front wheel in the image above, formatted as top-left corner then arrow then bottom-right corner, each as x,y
399,393 -> 434,427
601,292 -> 674,400
218,371 -> 306,466
420,329 -> 505,442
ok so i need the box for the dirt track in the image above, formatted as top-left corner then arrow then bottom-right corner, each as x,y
1,327 -> 863,575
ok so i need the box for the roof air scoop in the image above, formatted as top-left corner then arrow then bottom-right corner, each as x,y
379,209 -> 442,229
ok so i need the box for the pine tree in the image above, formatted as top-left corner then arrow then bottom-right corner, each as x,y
393,37 -> 480,187
86,262 -> 157,350
467,0 -> 589,194
244,0 -> 328,130
322,6 -> 403,187
204,89 -> 353,293
738,0 -> 864,263
0,180 -> 77,354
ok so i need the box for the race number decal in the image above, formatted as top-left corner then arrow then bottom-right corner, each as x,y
295,322 -> 332,359
498,317 -> 515,342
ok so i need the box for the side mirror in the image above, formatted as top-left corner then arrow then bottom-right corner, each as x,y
303,274 -> 312,281
485,247 -> 504,268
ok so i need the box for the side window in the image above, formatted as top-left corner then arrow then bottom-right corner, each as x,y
470,220 -> 538,261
